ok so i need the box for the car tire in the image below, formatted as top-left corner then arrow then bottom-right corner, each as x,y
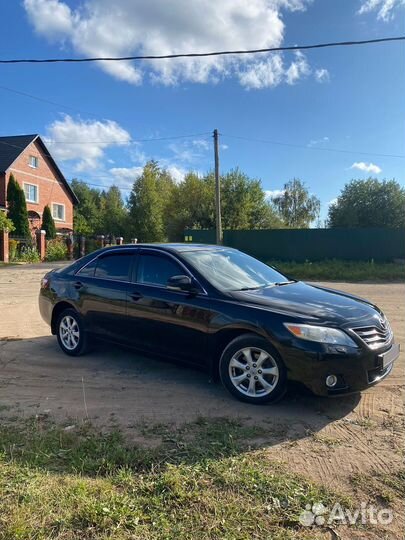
56,308 -> 89,356
219,334 -> 287,404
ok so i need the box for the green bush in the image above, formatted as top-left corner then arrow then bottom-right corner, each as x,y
268,259 -> 405,282
17,245 -> 40,263
46,238 -> 68,261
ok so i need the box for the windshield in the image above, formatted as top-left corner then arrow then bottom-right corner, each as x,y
182,248 -> 290,292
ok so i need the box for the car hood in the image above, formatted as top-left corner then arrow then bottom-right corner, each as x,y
228,281 -> 382,328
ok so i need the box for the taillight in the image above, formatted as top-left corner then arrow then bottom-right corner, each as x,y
41,277 -> 50,289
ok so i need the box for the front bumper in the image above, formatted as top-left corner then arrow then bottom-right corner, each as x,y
282,340 -> 400,397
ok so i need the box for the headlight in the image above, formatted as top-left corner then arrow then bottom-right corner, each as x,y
284,323 -> 357,347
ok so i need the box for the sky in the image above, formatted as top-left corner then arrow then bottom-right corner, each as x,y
0,0 -> 404,222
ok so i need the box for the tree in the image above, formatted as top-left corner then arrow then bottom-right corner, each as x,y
6,174 -> 30,237
41,205 -> 56,239
165,169 -> 285,240
71,179 -> 102,235
128,161 -> 175,242
328,179 -> 405,228
273,179 -> 320,228
165,172 -> 216,240
99,186 -> 128,238
220,168 -> 284,230
0,211 -> 15,233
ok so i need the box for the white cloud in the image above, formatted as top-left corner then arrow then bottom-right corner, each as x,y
265,189 -> 285,199
110,164 -> 186,185
327,198 -> 338,207
110,166 -> 143,185
45,115 -> 131,170
315,68 -> 330,83
285,51 -> 310,85
358,0 -> 405,20
166,165 -> 187,183
350,161 -> 382,174
192,139 -> 210,150
24,0 -> 75,37
24,0 -> 322,88
308,136 -> 329,147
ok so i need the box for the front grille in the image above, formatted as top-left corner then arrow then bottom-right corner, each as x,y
352,322 -> 393,350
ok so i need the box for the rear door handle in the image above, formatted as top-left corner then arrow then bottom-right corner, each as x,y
73,281 -> 84,290
130,291 -> 143,301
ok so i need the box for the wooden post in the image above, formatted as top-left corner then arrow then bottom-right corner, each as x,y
0,230 -> 9,263
66,233 -> 74,260
213,129 -> 223,245
116,236 -> 124,245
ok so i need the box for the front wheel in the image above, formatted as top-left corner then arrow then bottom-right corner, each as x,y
56,308 -> 89,356
219,334 -> 287,404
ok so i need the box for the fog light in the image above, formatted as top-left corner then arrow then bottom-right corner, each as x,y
326,374 -> 338,388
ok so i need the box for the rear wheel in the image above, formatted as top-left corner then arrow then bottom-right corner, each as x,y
56,308 -> 89,356
219,334 -> 287,404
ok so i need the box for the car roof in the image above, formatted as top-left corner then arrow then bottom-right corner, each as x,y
101,243 -> 228,253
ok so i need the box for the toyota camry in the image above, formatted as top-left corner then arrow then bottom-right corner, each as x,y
39,244 -> 399,404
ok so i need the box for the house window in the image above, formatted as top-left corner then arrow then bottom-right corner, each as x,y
23,183 -> 39,203
52,203 -> 65,221
29,155 -> 39,168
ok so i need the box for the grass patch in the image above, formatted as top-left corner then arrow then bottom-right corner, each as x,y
0,417 -> 346,540
269,259 -> 405,282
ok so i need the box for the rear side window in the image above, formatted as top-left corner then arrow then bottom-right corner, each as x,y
94,253 -> 132,281
77,259 -> 97,277
95,253 -> 133,281
137,254 -> 183,286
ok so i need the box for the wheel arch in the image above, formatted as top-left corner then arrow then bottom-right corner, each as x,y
51,301 -> 77,335
210,326 -> 273,381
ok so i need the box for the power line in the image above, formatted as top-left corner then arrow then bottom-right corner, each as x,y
47,133 -> 212,144
221,133 -> 405,159
1,36 -> 404,64
0,132 -> 211,153
0,84 -> 98,117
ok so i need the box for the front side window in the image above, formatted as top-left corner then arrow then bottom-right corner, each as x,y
94,253 -> 132,281
29,155 -> 39,168
137,253 -> 183,286
52,203 -> 65,221
182,249 -> 288,292
23,183 -> 38,203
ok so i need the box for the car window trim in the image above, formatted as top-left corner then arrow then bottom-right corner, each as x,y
135,247 -> 208,295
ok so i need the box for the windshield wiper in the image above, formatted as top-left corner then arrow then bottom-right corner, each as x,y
274,280 -> 297,286
235,284 -> 272,291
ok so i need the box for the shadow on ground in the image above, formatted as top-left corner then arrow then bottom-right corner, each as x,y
0,335 -> 360,451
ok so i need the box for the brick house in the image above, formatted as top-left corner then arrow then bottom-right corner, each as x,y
0,134 -> 78,234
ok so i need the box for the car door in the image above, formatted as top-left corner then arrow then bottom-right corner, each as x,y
126,249 -> 212,366
73,250 -> 135,342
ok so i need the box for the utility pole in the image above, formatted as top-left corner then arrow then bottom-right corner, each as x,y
213,129 -> 223,245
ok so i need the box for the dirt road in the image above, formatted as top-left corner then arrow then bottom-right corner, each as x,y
0,263 -> 404,524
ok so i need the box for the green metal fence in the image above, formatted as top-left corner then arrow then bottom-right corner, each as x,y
183,228 -> 405,262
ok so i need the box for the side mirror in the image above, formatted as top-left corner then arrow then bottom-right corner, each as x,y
167,275 -> 197,293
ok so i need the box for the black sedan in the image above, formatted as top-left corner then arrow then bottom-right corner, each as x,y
39,244 -> 399,404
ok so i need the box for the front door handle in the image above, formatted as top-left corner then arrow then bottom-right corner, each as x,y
73,281 -> 84,290
130,291 -> 143,301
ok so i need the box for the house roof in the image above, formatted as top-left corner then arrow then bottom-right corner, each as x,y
0,134 -> 79,204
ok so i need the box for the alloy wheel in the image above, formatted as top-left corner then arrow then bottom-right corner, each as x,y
59,315 -> 80,351
228,346 -> 279,397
